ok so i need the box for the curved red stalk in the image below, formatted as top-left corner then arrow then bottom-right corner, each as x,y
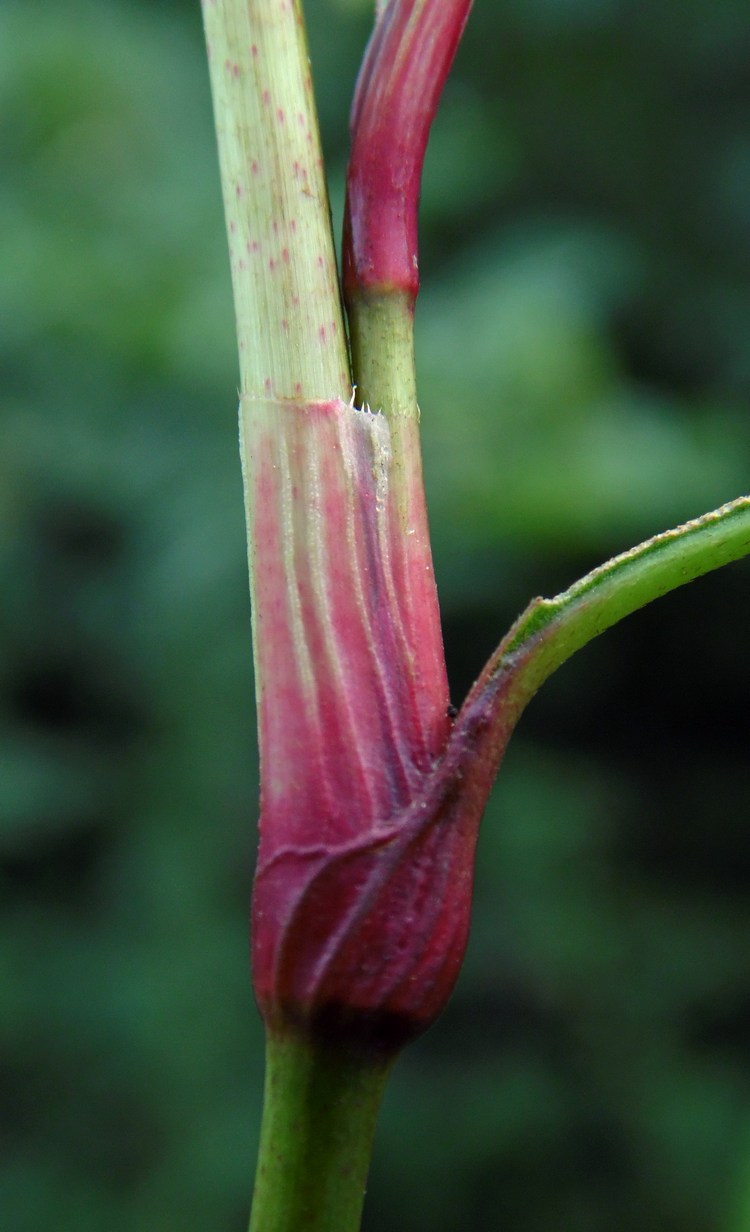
343,0 -> 473,305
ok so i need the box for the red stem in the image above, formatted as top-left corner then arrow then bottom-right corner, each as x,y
343,0 -> 473,306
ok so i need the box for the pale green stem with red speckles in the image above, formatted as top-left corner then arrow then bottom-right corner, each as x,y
202,0 -> 349,401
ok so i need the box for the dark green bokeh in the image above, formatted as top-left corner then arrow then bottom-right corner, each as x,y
2,1 -> 750,1229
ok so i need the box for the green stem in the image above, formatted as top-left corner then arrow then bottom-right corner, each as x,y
485,495 -> 750,715
347,290 -> 417,417
248,1032 -> 391,1232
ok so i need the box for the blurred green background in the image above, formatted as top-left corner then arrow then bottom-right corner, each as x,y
2,1 -> 750,1229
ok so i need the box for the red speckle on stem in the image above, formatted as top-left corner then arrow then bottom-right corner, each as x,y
264,377 -> 273,392
251,43 -> 258,57
248,239 -> 260,254
293,381 -> 302,395
251,160 -> 259,176
235,181 -> 243,200
262,89 -> 271,107
277,108 -> 286,124
319,325 -> 327,344
290,219 -> 297,233
281,248 -> 290,264
229,220 -> 236,234
269,258 -> 276,271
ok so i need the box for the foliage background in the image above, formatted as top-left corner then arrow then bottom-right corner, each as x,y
2,1 -> 750,1229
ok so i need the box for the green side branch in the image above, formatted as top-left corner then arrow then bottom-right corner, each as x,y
489,494 -> 750,709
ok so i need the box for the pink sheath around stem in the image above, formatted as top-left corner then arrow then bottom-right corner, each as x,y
343,0 -> 473,302
245,398 -> 535,1051
245,397 -> 450,848
245,396 -> 471,1047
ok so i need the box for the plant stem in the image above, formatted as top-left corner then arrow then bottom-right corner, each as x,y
480,495 -> 750,719
343,0 -> 473,305
343,0 -> 472,417
202,7 -> 395,1228
348,290 -> 417,416
201,0 -> 349,400
248,1031 -> 391,1232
